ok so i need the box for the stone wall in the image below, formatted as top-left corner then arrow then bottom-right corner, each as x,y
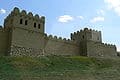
11,27 -> 44,49
0,28 -> 11,56
44,35 -> 80,56
4,7 -> 45,33
10,27 -> 80,56
87,41 -> 117,58
10,45 -> 43,57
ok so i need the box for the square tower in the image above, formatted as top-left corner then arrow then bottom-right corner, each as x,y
71,28 -> 102,43
4,7 -> 45,33
3,7 -> 45,56
71,28 -> 102,56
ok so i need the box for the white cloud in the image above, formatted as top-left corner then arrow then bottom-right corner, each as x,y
104,0 -> 120,16
58,15 -> 74,23
97,10 -> 105,15
90,16 -> 105,23
77,16 -> 84,20
0,8 -> 6,14
117,46 -> 120,51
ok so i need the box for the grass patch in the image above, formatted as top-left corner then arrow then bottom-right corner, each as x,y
0,55 -> 120,80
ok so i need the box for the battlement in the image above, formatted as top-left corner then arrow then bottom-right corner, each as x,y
44,34 -> 77,45
0,7 -> 118,58
4,7 -> 45,33
71,28 -> 102,43
5,7 -> 45,23
72,28 -> 101,36
91,41 -> 116,48
101,43 -> 116,48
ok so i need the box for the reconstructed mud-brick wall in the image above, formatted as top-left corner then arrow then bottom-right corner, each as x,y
10,27 -> 80,56
87,41 -> 117,58
6,7 -> 80,56
10,45 -> 43,56
0,27 -> 11,56
44,35 -> 80,56
0,7 -> 118,58
10,27 -> 44,56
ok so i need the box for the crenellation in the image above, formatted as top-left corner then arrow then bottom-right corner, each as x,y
48,35 -> 53,39
84,28 -> 88,31
80,29 -> 83,32
54,36 -> 57,39
90,29 -> 92,31
67,39 -> 70,41
28,12 -> 33,17
77,31 -> 79,34
44,33 -> 47,37
74,32 -> 77,35
21,10 -> 27,15
40,16 -> 45,23
9,7 -> 45,24
12,7 -> 20,14
34,14 -> 40,20
59,37 -> 62,40
0,7 -> 118,58
45,34 -> 78,45
63,38 -> 67,41
99,42 -> 116,48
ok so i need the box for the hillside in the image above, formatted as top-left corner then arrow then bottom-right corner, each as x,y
0,55 -> 120,80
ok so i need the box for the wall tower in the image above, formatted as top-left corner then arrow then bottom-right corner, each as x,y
3,7 -> 46,56
71,28 -> 102,56
4,7 -> 45,33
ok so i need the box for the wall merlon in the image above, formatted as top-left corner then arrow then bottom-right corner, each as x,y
100,43 -> 116,48
12,7 -> 20,14
48,35 -> 53,39
77,31 -> 79,34
9,7 -> 45,23
71,33 -> 73,36
45,34 -> 78,45
80,29 -> 83,32
28,12 -> 33,17
0,7 -> 118,58
21,10 -> 27,16
74,32 -> 77,35
63,38 -> 67,41
34,14 -> 40,20
84,28 -> 89,31
79,28 -> 100,33
44,33 -> 47,37
67,39 -> 70,41
54,36 -> 57,39
59,37 -> 62,40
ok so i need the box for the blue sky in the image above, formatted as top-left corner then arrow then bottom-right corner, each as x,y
0,0 -> 120,51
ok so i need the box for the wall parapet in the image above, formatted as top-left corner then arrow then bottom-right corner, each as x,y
90,41 -> 116,48
5,7 -> 45,23
100,43 -> 116,48
71,28 -> 101,36
44,34 -> 78,45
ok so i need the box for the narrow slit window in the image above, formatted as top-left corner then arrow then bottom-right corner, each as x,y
25,20 -> 28,25
20,19 -> 23,24
38,24 -> 40,29
82,35 -> 84,39
34,23 -> 36,28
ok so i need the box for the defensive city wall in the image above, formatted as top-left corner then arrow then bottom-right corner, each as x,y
0,7 -> 118,58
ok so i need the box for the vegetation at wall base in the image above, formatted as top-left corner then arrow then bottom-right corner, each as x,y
0,55 -> 120,80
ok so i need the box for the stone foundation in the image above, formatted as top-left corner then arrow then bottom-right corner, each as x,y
10,45 -> 43,57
